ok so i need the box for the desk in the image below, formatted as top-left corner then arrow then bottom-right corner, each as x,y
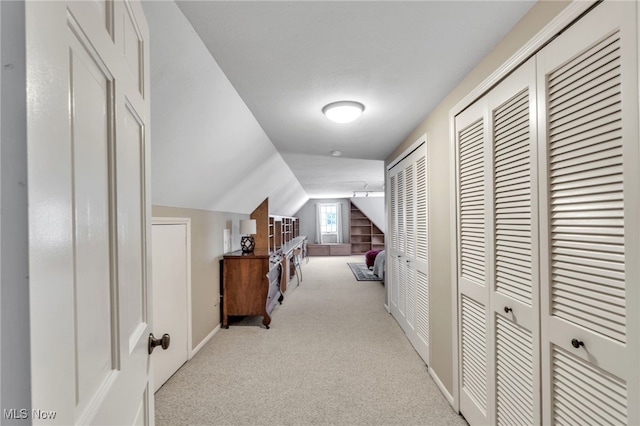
279,236 -> 306,292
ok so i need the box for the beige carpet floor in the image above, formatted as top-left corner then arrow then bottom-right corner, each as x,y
154,255 -> 467,426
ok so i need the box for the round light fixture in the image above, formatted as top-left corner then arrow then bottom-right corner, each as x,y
331,150 -> 342,157
322,101 -> 365,124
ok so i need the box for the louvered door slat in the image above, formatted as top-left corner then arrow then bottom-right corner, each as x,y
550,113 -> 621,149
416,157 -> 429,262
397,170 -> 405,253
551,95 -> 620,132
496,158 -> 529,177
548,39 -> 620,100
398,255 -> 406,316
495,130 -> 529,151
552,346 -> 627,425
549,121 -> 622,153
391,255 -> 399,306
406,265 -> 416,328
459,118 -> 486,287
494,88 -> 532,305
461,295 -> 488,414
550,66 -> 621,118
552,200 -> 623,213
390,175 -> 397,250
494,115 -> 529,141
496,316 -> 534,425
552,287 -> 625,316
550,71 -> 620,119
416,270 -> 429,344
406,165 -> 415,258
495,243 -> 530,257
460,144 -> 484,159
548,32 -> 619,92
551,149 -> 622,177
553,245 -> 624,263
495,158 -> 529,175
495,165 -> 529,182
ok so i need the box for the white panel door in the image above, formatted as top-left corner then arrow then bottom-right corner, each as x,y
537,2 -> 639,424
152,223 -> 189,392
26,1 -> 153,424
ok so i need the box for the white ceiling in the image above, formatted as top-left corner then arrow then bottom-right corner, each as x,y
175,1 -> 535,198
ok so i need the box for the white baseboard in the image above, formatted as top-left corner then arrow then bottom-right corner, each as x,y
430,367 -> 455,408
384,303 -> 390,313
189,324 -> 220,359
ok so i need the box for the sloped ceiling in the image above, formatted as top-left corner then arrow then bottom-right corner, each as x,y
144,1 -> 535,214
143,1 -> 308,216
175,0 -> 535,197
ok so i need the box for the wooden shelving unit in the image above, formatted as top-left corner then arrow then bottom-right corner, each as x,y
268,216 -> 275,253
350,201 -> 385,254
250,198 -> 301,254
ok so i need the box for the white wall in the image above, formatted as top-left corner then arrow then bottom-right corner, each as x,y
142,1 -> 308,217
1,1 -> 31,422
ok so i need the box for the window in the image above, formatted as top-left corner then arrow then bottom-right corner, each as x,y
316,203 -> 342,244
319,204 -> 337,234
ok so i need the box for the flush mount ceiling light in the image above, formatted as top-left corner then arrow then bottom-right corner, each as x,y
331,150 -> 342,157
322,101 -> 365,124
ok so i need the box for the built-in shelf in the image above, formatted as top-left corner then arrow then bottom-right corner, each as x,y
349,202 -> 385,254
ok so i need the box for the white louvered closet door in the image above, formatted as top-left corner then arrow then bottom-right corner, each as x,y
487,58 -> 540,426
388,173 -> 399,311
396,167 -> 407,322
412,150 -> 430,363
456,99 -> 492,426
387,141 -> 430,364
456,58 -> 539,425
538,2 -> 639,424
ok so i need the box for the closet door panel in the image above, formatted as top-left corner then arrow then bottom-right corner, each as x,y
538,1 -> 639,423
456,99 -> 492,425
489,57 -> 540,426
414,153 -> 429,361
495,316 -> 535,426
404,163 -> 416,331
388,171 -> 399,314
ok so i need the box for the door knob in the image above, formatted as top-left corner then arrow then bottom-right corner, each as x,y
504,307 -> 512,313
571,338 -> 584,349
148,333 -> 170,354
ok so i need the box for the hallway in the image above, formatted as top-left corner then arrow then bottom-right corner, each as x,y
154,256 -> 467,425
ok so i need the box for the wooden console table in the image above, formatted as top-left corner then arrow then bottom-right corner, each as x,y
222,236 -> 306,328
222,249 -> 283,329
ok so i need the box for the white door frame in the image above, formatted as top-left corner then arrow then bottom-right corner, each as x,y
448,0 -> 598,414
152,217 -> 193,359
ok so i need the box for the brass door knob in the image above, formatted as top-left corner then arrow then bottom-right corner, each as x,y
148,333 -> 170,354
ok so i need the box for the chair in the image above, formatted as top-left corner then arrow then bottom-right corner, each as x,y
293,247 -> 303,285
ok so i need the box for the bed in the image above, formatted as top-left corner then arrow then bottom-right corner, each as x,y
373,249 -> 385,281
